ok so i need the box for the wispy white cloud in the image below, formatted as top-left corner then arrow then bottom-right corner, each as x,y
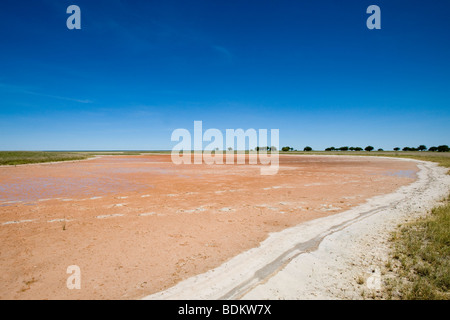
21,90 -> 93,104
212,45 -> 233,61
0,83 -> 93,104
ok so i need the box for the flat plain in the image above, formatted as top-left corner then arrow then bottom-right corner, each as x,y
0,153 -> 420,299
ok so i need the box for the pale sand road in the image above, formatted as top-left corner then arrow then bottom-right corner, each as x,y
144,159 -> 450,300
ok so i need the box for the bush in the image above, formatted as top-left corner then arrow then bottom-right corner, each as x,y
303,146 -> 312,151
418,145 -> 427,151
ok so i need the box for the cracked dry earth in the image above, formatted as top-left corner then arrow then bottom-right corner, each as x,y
0,154 -> 418,299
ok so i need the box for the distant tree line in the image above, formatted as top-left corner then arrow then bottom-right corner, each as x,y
255,146 -> 278,151
277,144 -> 449,152
281,146 -> 311,151
324,146 -> 375,151
324,146 -> 364,151
399,145 -> 449,152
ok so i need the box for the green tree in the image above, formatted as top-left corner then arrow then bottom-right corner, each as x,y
418,145 -> 427,151
281,146 -> 290,152
393,147 -> 400,151
437,145 -> 450,152
339,146 -> 349,151
365,146 -> 374,152
429,146 -> 438,152
303,146 -> 312,151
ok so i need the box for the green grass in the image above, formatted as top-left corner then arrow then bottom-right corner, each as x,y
0,151 -> 150,165
385,196 -> 450,300
0,151 -> 91,166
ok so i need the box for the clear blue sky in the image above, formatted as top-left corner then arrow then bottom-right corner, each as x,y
0,0 -> 449,151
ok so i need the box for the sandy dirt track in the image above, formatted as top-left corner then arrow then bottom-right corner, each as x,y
145,160 -> 450,300
0,154 -> 422,299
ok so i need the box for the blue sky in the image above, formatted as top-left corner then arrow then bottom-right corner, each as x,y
0,0 -> 449,150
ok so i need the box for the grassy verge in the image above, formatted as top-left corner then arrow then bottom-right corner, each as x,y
0,151 -> 91,166
0,151 -> 147,166
369,152 -> 450,300
384,196 -> 450,300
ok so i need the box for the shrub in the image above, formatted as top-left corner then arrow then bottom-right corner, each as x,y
418,145 -> 427,151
